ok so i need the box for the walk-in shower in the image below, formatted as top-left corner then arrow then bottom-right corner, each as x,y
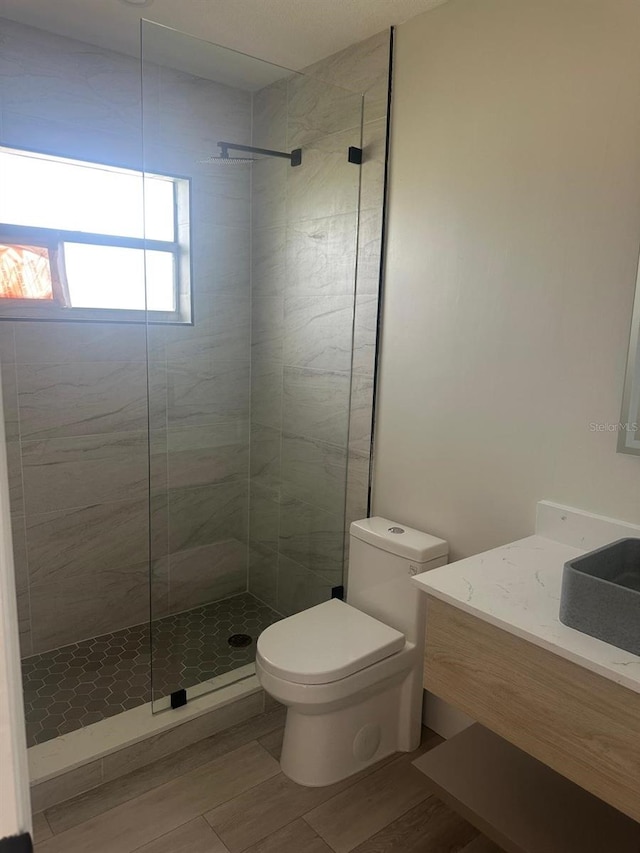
0,16 -> 374,751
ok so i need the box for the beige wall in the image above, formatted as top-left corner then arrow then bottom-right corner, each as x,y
374,0 -> 640,560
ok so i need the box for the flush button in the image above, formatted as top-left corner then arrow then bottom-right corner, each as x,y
388,526 -> 405,534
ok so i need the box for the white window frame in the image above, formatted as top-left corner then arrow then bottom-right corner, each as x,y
0,146 -> 192,325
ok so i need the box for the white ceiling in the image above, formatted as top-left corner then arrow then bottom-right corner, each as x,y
0,0 -> 449,72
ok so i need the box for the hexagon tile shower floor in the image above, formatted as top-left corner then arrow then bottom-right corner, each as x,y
21,592 -> 280,747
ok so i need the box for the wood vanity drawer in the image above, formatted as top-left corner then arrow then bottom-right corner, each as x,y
423,596 -> 640,823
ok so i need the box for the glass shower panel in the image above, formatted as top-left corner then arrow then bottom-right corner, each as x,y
0,16 -> 153,747
142,21 -> 363,711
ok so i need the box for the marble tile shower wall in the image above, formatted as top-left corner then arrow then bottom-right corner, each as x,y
248,32 -> 390,614
0,18 -> 253,656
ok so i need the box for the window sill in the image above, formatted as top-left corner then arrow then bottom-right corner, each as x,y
0,305 -> 191,325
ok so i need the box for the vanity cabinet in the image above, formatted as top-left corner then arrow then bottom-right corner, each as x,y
423,596 -> 640,821
411,504 -> 640,853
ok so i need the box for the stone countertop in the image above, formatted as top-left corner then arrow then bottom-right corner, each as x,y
413,532 -> 640,694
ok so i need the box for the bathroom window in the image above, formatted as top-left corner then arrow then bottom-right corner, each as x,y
0,146 -> 191,323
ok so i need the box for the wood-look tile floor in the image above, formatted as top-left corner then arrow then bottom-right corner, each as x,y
33,710 -> 503,853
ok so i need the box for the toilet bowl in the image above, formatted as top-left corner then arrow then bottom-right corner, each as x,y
256,517 -> 448,787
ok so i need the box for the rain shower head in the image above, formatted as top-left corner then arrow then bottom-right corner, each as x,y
200,154 -> 257,165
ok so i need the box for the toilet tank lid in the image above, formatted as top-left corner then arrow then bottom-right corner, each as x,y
350,517 -> 448,562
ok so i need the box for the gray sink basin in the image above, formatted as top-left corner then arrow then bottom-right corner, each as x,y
559,538 -> 640,656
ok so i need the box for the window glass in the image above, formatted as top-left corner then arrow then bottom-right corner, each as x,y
143,177 -> 175,242
0,149 -> 175,242
0,244 -> 54,300
64,244 -> 175,312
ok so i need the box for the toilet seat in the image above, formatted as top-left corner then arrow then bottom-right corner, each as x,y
257,598 -> 405,685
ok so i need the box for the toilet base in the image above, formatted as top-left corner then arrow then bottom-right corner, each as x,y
280,676 -> 418,787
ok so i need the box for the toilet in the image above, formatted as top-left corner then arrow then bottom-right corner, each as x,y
256,517 -> 448,787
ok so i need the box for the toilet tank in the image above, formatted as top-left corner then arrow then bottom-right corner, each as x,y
347,517 -> 448,644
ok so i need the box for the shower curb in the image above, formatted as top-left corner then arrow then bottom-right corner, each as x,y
29,676 -> 265,812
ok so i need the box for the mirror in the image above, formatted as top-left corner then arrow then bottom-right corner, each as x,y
619,270 -> 640,455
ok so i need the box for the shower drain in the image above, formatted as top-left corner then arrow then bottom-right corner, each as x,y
228,633 -> 253,648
